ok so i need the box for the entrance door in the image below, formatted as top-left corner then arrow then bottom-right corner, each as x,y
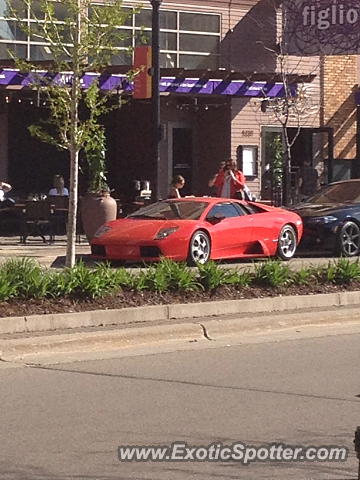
171,126 -> 193,197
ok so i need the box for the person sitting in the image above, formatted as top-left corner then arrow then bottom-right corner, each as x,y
49,175 -> 69,196
0,181 -> 15,208
168,175 -> 185,199
208,159 -> 245,199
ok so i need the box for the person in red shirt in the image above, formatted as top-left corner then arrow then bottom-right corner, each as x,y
208,159 -> 245,198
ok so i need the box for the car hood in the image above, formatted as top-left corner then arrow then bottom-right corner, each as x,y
92,218 -> 191,242
292,202 -> 355,218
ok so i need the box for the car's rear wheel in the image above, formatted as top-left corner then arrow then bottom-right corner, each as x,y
336,221 -> 360,257
188,231 -> 211,265
277,224 -> 297,260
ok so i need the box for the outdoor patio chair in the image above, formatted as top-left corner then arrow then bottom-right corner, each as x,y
20,200 -> 55,244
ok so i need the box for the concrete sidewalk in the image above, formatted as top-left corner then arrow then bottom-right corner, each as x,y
0,235 -> 91,268
0,235 -> 347,270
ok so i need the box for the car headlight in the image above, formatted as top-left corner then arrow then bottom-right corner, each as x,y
155,226 -> 179,240
93,225 -> 112,238
306,215 -> 338,224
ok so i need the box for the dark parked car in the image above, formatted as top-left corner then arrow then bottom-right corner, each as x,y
293,179 -> 360,256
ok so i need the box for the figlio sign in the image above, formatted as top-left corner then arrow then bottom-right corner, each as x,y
283,0 -> 360,55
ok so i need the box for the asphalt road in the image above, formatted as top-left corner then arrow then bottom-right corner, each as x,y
0,324 -> 359,480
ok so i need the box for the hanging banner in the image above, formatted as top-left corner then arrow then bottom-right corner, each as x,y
133,46 -> 152,99
283,0 -> 360,56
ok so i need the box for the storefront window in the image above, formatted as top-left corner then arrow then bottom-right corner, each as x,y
0,3 -> 221,68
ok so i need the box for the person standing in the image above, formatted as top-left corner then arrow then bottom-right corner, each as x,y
49,175 -> 69,196
168,175 -> 185,199
208,159 -> 245,199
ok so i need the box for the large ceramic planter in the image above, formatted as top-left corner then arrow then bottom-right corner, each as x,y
81,192 -> 117,242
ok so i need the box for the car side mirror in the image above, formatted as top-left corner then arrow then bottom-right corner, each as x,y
207,214 -> 225,224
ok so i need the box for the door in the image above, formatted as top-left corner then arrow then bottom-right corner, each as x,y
171,127 -> 193,197
206,202 -> 254,258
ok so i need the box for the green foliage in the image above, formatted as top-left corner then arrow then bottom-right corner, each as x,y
197,261 -> 243,291
291,267 -> 316,286
319,259 -> 360,285
270,134 -> 284,190
1,257 -> 360,305
0,269 -> 17,301
253,260 -> 292,288
132,259 -> 201,293
1,258 -> 52,298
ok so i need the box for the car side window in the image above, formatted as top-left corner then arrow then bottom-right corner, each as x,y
207,203 -> 242,219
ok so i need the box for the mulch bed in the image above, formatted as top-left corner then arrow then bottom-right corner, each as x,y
1,282 -> 360,318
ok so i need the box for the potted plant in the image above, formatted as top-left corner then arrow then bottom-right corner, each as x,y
80,124 -> 117,242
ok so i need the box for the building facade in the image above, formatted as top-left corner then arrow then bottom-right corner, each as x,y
0,0 -> 328,203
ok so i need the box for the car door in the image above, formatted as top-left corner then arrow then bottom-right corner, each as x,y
205,202 -> 254,257
240,203 -> 279,254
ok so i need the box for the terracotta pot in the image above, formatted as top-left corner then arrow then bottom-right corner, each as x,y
81,192 -> 117,242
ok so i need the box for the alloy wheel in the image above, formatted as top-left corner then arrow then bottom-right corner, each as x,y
189,231 -> 210,265
339,221 -> 360,256
277,225 -> 297,260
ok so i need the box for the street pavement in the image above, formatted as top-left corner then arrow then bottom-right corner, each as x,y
0,323 -> 359,479
0,235 -> 351,270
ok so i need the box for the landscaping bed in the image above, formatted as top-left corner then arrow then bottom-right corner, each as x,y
1,257 -> 360,318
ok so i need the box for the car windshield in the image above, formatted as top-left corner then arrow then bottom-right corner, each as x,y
128,200 -> 209,220
305,182 -> 360,204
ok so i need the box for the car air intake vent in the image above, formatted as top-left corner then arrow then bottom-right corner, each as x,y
91,244 -> 106,256
140,246 -> 161,257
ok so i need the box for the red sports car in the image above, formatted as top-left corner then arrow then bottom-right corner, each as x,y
91,197 -> 303,264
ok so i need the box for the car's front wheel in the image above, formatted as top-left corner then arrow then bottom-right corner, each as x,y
277,224 -> 297,260
188,231 -> 211,265
336,221 -> 360,257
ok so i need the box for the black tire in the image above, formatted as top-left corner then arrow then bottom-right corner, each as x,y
187,231 -> 211,265
277,224 -> 297,261
336,221 -> 360,257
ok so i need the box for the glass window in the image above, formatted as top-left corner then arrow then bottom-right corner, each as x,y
4,0 -> 27,19
135,29 -> 151,46
110,50 -> 132,66
207,203 -> 242,219
0,42 -> 26,59
160,31 -> 176,50
53,2 -> 67,22
160,10 -> 176,30
179,12 -> 220,32
135,9 -> 151,28
128,200 -> 209,220
160,52 -> 176,68
179,53 -> 218,69
0,19 -> 27,40
180,33 -> 218,53
30,43 -> 53,60
89,4 -> 133,27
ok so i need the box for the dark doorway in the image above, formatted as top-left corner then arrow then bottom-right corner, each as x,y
172,127 -> 193,197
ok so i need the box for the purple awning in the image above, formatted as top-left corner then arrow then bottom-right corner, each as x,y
0,68 -> 296,98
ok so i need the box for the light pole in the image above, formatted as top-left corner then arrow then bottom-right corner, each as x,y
150,0 -> 162,200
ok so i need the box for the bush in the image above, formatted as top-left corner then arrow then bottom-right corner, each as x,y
197,261 -> 247,291
133,258 -> 201,293
1,258 -> 52,299
253,260 -> 292,288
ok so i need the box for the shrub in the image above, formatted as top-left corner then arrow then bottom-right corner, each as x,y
323,258 -> 360,285
197,261 -> 243,291
253,260 -> 292,288
132,259 -> 201,293
1,258 -> 52,298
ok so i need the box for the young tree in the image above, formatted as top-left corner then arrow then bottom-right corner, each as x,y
8,0 -> 134,266
256,1 -> 320,205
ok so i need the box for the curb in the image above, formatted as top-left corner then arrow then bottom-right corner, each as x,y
1,301 -> 360,363
0,290 -> 360,336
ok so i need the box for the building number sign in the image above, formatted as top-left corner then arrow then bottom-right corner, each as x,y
241,130 -> 254,137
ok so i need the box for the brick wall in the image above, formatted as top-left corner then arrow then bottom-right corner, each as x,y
323,56 -> 357,160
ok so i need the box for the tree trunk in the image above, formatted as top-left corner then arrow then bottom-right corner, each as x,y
66,146 -> 78,268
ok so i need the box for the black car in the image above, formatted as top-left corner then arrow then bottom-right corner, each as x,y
292,179 -> 360,256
